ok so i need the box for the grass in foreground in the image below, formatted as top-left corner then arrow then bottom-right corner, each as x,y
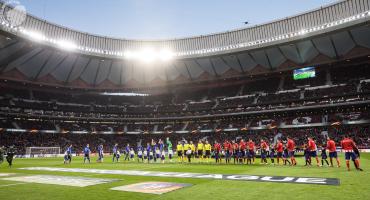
0,153 -> 369,200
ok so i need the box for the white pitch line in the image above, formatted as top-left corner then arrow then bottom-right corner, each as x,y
134,165 -> 167,171
0,183 -> 28,188
81,173 -> 106,177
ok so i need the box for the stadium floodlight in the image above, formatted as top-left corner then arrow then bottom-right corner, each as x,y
56,40 -> 77,51
24,30 -> 45,41
159,49 -> 174,61
123,50 -> 135,59
123,48 -> 173,62
140,48 -> 156,63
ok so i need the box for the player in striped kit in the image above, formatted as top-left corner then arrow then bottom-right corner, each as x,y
341,135 -> 363,171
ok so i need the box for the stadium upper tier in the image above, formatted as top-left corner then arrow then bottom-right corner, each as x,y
1,0 -> 369,58
1,0 -> 370,88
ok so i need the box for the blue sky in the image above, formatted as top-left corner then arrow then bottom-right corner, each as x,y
17,0 -> 337,40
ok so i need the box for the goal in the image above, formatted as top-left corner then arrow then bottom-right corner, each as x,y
25,147 -> 61,158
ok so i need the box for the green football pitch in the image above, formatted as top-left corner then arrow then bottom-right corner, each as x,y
0,153 -> 369,200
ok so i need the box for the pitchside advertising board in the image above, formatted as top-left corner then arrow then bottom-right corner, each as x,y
20,167 -> 340,186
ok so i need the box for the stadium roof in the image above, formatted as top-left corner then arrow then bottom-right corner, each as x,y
0,0 -> 370,89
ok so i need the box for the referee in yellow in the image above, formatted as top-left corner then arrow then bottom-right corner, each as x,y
176,141 -> 184,163
197,140 -> 204,163
189,141 -> 196,159
204,141 -> 212,163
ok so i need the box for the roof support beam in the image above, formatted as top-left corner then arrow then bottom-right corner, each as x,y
234,55 -> 245,73
276,47 -> 289,63
34,51 -> 53,80
93,59 -> 103,86
293,44 -> 304,64
65,55 -> 80,83
264,50 -> 273,70
194,59 -> 215,76
248,52 -> 258,65
107,60 -> 113,81
329,36 -> 340,59
347,30 -> 358,46
219,57 -> 232,71
309,39 -> 322,56
0,39 -> 17,50
183,61 -> 193,80
208,58 -> 218,76
77,58 -> 92,81
45,54 -> 68,78
0,43 -> 30,72
19,48 -> 44,66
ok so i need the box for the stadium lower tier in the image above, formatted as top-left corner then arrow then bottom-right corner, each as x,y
1,124 -> 368,154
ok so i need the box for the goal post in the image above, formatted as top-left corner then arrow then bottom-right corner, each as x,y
25,147 -> 61,158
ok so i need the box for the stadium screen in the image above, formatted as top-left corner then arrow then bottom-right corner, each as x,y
293,67 -> 316,80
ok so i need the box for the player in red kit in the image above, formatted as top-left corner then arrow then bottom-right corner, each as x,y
260,139 -> 269,164
239,139 -> 247,164
232,141 -> 239,164
214,141 -> 221,164
247,139 -> 255,164
276,139 -> 284,165
326,137 -> 340,167
286,136 -> 297,166
308,137 -> 320,167
223,140 -> 232,164
341,135 -> 362,171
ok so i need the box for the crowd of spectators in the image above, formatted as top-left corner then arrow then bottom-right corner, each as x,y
1,64 -> 369,119
1,82 -> 367,119
1,110 -> 368,133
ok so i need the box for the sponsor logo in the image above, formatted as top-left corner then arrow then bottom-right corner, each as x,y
1,175 -> 117,187
19,167 -> 340,185
111,182 -> 191,194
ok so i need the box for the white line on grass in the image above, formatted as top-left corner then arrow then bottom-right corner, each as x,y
0,183 -> 28,188
135,165 -> 167,171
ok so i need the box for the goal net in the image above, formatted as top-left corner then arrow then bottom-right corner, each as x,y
25,147 -> 61,158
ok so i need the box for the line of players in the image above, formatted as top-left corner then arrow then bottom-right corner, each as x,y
63,135 -> 362,171
177,137 -> 298,166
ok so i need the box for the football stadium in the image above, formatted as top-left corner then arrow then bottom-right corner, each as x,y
0,0 -> 370,199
